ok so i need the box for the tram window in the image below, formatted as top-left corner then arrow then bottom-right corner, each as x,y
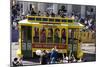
42,18 -> 48,21
28,17 -> 35,21
33,27 -> 39,42
68,29 -> 71,38
47,28 -> 53,43
54,28 -> 60,43
68,29 -> 78,44
40,27 -> 46,43
68,19 -> 73,23
55,19 -> 60,22
22,30 -> 27,42
36,18 -> 41,21
22,43 -> 26,50
27,28 -> 32,40
61,28 -> 66,44
49,18 -> 54,22
62,19 -> 67,22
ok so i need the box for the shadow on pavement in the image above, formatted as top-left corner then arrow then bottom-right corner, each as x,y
82,53 -> 96,62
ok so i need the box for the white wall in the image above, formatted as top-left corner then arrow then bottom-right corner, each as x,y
17,0 -> 96,5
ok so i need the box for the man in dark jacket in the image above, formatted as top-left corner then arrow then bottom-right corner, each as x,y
50,48 -> 58,64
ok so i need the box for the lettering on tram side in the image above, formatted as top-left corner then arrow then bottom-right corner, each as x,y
43,25 -> 58,28
32,43 -> 66,49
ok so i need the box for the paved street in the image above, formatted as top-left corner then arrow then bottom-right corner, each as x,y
81,43 -> 96,62
11,42 -> 96,65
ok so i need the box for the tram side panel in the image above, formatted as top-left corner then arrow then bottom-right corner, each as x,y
32,25 -> 68,56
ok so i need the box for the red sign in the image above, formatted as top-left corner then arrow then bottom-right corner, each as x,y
32,43 -> 67,49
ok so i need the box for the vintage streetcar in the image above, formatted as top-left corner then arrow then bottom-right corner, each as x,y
17,16 -> 84,60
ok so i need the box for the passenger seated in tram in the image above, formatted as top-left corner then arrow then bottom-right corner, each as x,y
40,27 -> 46,43
61,28 -> 66,44
54,28 -> 60,43
48,28 -> 53,43
34,27 -> 39,42
34,27 -> 39,37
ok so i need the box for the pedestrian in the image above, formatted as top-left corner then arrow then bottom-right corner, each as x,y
12,20 -> 17,30
44,11 -> 50,17
50,48 -> 58,64
18,57 -> 23,66
40,50 -> 48,65
37,11 -> 42,16
30,8 -> 37,16
12,6 -> 17,19
50,12 -> 55,17
12,57 -> 20,66
62,56 -> 68,63
71,13 -> 75,19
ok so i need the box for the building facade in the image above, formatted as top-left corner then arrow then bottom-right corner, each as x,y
13,0 -> 96,18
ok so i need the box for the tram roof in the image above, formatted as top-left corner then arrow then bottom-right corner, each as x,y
18,19 -> 84,28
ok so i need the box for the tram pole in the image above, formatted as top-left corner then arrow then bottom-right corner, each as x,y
71,29 -> 74,61
72,29 -> 74,55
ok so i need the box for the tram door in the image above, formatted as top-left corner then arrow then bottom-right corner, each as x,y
68,29 -> 79,57
21,26 -> 32,58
